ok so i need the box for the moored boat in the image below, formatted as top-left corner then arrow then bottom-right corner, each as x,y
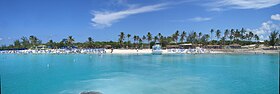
152,44 -> 162,55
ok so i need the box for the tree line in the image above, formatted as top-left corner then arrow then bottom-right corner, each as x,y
1,28 -> 279,50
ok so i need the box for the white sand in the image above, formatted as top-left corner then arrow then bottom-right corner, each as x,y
106,49 -> 280,54
1,49 -> 278,54
106,49 -> 171,54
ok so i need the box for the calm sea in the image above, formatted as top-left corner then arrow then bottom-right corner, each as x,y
0,54 -> 279,94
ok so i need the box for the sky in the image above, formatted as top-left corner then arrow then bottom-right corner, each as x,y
0,0 -> 280,45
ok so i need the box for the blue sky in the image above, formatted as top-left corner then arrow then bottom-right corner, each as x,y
0,0 -> 280,45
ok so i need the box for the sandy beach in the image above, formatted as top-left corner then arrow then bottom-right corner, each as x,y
105,49 -> 280,54
1,49 -> 279,54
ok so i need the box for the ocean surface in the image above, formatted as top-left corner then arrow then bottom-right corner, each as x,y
0,54 -> 279,94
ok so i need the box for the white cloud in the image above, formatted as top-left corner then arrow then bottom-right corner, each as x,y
271,14 -> 280,21
189,17 -> 212,22
91,3 -> 167,28
0,38 -> 2,41
208,0 -> 280,11
248,21 -> 280,40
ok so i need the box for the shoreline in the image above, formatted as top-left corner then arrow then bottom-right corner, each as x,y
0,49 -> 279,54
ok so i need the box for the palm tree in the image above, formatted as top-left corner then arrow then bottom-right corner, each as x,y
118,32 -> 125,48
29,35 -> 39,47
61,39 -> 67,43
127,34 -> 131,42
229,29 -> 235,43
136,36 -> 140,43
46,40 -> 54,49
254,34 -> 259,42
174,30 -> 180,43
88,37 -> 93,43
139,38 -> 143,48
234,29 -> 240,41
224,29 -> 229,40
172,34 -> 176,42
142,35 -> 146,43
159,36 -> 164,45
193,32 -> 198,45
221,37 -> 226,46
147,32 -> 152,48
198,32 -> 202,43
21,37 -> 30,48
198,32 -> 202,38
127,34 -> 131,48
248,32 -> 254,41
201,34 -> 210,46
229,35 -> 234,44
133,35 -> 137,44
269,31 -> 279,47
13,40 -> 21,49
158,33 -> 162,38
180,31 -> 186,43
240,28 -> 246,41
67,36 -> 75,47
154,36 -> 158,43
133,35 -> 137,48
254,34 -> 260,46
187,32 -> 197,45
158,33 -> 162,45
210,29 -> 214,40
136,36 -> 140,48
61,38 -> 68,48
216,29 -> 221,40
87,37 -> 94,48
167,36 -> 173,43
205,34 -> 210,42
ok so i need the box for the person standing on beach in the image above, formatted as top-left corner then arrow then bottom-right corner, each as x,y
111,48 -> 113,53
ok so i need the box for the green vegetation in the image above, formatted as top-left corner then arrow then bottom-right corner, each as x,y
1,29 -> 279,50
268,31 -> 279,47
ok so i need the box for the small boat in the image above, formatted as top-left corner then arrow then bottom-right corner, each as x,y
152,44 -> 162,55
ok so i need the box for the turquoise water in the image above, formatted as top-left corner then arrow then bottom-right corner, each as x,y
0,54 -> 279,94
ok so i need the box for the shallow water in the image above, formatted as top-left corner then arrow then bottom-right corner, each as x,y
0,54 -> 279,94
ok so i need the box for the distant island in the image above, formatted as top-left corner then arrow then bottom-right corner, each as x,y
0,28 -> 279,54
